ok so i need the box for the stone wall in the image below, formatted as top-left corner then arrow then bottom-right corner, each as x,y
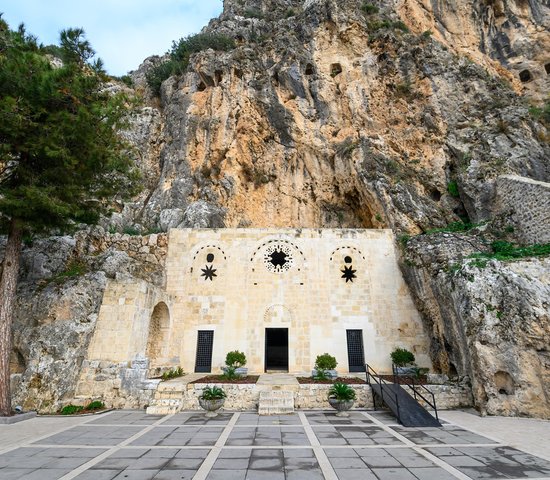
74,357 -> 161,410
145,381 -> 472,414
495,175 -> 550,245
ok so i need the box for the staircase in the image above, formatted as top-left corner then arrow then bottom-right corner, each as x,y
258,390 -> 295,415
366,364 -> 441,427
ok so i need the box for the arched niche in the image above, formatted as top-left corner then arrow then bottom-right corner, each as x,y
146,302 -> 171,368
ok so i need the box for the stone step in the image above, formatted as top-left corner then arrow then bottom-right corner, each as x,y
258,390 -> 295,415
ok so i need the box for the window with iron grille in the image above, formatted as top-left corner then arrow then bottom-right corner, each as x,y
346,329 -> 365,372
195,330 -> 214,373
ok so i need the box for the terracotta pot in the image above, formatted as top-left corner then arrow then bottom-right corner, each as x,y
328,398 -> 354,417
199,398 -> 225,417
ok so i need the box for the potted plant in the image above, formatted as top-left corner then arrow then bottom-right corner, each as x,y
222,350 -> 248,379
312,353 -> 338,380
391,347 -> 416,375
199,386 -> 227,417
328,383 -> 356,417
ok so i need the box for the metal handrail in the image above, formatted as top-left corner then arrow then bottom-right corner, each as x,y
365,364 -> 400,423
391,363 -> 439,422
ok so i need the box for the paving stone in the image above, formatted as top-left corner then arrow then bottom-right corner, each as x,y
329,457 -> 369,469
334,468 -> 377,480
0,469 -> 38,480
360,455 -> 402,468
408,467 -> 457,480
285,468 -> 325,479
283,448 -> 315,458
113,469 -> 160,479
370,467 -> 418,480
165,457 -> 206,469
74,470 -> 120,480
20,468 -> 72,479
244,470 -> 285,480
207,470 -> 247,480
212,457 -> 250,469
153,470 -> 197,479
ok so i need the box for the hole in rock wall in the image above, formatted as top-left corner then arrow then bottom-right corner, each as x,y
10,349 -> 26,374
519,69 -> 533,83
545,63 -> 550,75
146,302 -> 170,367
448,362 -> 458,377
215,70 -> 223,85
305,64 -> 315,75
429,189 -> 442,202
331,63 -> 343,77
494,371 -> 515,395
234,68 -> 243,79
197,82 -> 207,92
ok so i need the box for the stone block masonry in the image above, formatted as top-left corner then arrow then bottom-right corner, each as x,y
495,175 -> 550,244
146,380 -> 472,415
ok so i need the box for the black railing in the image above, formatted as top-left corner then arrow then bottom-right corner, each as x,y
365,363 -> 401,423
391,364 -> 439,423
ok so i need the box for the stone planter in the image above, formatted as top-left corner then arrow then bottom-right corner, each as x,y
311,369 -> 338,379
395,366 -> 417,376
199,398 -> 225,417
221,367 -> 248,376
328,398 -> 354,417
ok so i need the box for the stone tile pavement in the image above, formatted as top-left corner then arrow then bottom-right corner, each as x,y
0,410 -> 549,479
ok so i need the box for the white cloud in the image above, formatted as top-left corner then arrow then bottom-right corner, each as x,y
1,0 -> 223,75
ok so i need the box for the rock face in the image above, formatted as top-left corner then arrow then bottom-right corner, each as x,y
4,0 -> 550,415
402,233 -> 550,418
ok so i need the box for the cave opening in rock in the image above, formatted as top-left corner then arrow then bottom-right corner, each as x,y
197,82 -> 207,92
429,188 -> 442,202
545,63 -> 550,75
494,370 -> 515,395
448,362 -> 458,377
519,69 -> 533,83
331,63 -> 343,77
215,70 -> 223,85
9,349 -> 26,374
305,63 -> 315,75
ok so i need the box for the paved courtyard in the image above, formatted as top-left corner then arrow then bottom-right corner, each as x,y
0,410 -> 549,480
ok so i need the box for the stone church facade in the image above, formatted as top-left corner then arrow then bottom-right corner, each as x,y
79,229 -> 431,394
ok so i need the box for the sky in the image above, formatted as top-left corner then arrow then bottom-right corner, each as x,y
1,0 -> 224,76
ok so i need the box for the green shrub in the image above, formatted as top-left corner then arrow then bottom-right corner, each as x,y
469,241 -> 550,262
60,404 -> 84,415
146,33 -> 235,96
391,347 -> 415,367
200,386 -> 226,400
85,400 -> 105,411
447,181 -> 460,198
54,260 -> 88,282
123,226 -> 141,236
328,383 -> 356,401
225,351 -> 247,368
361,2 -> 379,15
315,353 -> 338,371
161,367 -> 184,381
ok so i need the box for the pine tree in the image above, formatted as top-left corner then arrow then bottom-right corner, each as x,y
0,18 -> 139,416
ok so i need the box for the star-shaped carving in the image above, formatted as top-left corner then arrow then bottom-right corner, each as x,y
269,250 -> 288,269
201,264 -> 217,281
341,265 -> 357,283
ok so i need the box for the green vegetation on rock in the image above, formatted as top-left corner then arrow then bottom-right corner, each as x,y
146,33 -> 235,96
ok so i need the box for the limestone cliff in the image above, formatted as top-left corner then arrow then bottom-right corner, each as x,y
5,0 -> 550,415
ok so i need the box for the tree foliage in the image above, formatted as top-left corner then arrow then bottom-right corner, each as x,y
146,33 -> 235,96
0,18 -> 139,234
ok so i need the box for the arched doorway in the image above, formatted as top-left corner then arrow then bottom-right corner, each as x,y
146,302 -> 170,368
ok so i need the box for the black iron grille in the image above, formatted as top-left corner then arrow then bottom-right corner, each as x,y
195,330 -> 214,373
